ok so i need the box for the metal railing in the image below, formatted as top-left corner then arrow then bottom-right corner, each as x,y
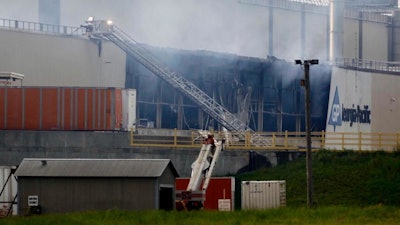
344,10 -> 392,24
0,18 -> 84,36
335,58 -> 400,74
130,129 -> 400,151
239,0 -> 329,14
324,132 -> 400,151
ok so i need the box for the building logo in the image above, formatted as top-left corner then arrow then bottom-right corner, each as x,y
328,86 -> 341,131
328,86 -> 372,131
342,104 -> 371,127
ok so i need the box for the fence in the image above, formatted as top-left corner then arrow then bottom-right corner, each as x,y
0,18 -> 84,36
335,58 -> 400,73
130,129 -> 400,151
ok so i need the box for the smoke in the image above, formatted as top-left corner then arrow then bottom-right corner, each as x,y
0,0 -> 329,61
0,0 -> 38,21
117,0 -> 271,58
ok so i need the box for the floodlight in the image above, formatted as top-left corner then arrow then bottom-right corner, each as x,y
107,20 -> 113,25
87,16 -> 94,22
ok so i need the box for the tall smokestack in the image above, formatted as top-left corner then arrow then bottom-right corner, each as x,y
39,0 -> 60,25
329,0 -> 345,62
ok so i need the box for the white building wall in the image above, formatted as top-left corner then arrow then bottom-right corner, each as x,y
326,67 -> 372,134
0,29 -> 126,87
342,18 -> 359,60
342,15 -> 390,61
371,74 -> 400,133
362,21 -> 389,61
326,67 -> 400,150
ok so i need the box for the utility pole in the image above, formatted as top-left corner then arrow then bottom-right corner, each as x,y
295,59 -> 318,208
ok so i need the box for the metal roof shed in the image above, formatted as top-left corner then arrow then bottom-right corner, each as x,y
15,158 -> 179,215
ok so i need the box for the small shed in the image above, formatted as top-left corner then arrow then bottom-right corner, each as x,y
15,158 -> 179,215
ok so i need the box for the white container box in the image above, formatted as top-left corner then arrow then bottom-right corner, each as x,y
241,180 -> 286,210
0,166 -> 18,216
121,89 -> 137,131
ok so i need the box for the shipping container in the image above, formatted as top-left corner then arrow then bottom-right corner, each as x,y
176,177 -> 235,211
0,87 -> 136,131
241,180 -> 286,210
0,166 -> 17,216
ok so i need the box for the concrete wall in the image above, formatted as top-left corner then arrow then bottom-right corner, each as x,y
0,130 -> 298,177
325,66 -> 400,149
371,73 -> 400,133
326,67 -> 372,134
0,29 -> 126,87
326,66 -> 400,134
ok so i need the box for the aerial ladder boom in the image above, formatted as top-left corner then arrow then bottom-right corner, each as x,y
187,140 -> 223,192
176,133 -> 224,210
85,20 -> 270,146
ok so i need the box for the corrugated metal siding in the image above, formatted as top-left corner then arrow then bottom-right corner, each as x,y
0,87 -> 123,131
18,177 -> 158,214
241,180 -> 286,209
15,158 -> 178,178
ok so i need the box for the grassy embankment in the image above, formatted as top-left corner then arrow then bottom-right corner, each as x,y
237,150 -> 400,207
3,150 -> 400,225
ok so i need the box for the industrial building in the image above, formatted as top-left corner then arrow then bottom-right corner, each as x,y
127,48 -> 331,131
0,0 -> 399,134
15,158 -> 178,214
1,0 -> 400,215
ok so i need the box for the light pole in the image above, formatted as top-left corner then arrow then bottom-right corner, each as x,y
295,59 -> 318,208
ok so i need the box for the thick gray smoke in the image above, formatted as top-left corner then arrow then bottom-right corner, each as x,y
0,0 -> 38,21
0,0 -> 331,60
56,0 -> 271,58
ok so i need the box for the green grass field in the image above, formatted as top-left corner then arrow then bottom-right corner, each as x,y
2,150 -> 400,224
3,206 -> 400,225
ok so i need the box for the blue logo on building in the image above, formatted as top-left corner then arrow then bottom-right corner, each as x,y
328,86 -> 341,131
328,86 -> 372,131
